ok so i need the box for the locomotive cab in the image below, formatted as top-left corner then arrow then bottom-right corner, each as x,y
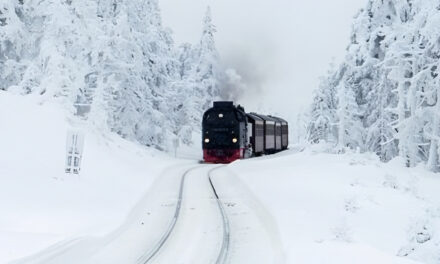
202,102 -> 247,163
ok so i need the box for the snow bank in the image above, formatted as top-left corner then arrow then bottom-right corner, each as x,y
229,148 -> 440,264
2,90 -> 439,264
0,91 -> 178,263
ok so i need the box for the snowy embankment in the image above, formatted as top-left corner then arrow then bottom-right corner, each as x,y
0,92 -> 190,263
2,90 -> 440,264
229,146 -> 440,264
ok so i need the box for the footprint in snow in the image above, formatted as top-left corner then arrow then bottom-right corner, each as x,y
383,174 -> 399,190
344,197 -> 360,213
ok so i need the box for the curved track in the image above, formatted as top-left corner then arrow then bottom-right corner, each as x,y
137,167 -> 197,263
208,167 -> 231,264
139,165 -> 231,264
12,163 -> 283,264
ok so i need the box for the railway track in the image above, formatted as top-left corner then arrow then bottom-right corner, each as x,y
137,165 -> 230,264
208,167 -> 231,264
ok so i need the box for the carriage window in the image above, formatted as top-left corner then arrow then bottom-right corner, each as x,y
256,125 -> 264,136
267,125 -> 275,135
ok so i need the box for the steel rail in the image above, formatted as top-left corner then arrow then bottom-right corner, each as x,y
208,166 -> 231,264
139,165 -> 230,264
137,166 -> 199,264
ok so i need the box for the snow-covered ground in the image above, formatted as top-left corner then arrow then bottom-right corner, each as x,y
229,147 -> 440,264
0,92 -> 192,263
2,91 -> 440,264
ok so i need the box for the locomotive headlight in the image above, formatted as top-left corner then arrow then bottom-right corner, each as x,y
232,138 -> 238,143
204,138 -> 210,143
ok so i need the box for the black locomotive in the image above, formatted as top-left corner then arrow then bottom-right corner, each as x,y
202,101 -> 288,163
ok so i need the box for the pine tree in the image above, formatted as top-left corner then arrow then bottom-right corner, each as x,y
170,6 -> 225,145
193,6 -> 222,108
0,1 -> 229,150
427,82 -> 440,171
335,80 -> 363,151
364,73 -> 398,161
0,0 -> 28,91
308,0 -> 440,171
308,64 -> 339,144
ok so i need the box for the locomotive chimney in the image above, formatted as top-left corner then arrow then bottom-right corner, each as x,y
213,101 -> 234,108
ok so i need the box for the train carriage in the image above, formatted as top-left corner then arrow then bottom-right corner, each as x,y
270,116 -> 289,150
246,113 -> 265,156
252,114 -> 278,154
274,118 -> 282,151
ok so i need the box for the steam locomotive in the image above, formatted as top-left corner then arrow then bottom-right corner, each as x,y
202,101 -> 288,163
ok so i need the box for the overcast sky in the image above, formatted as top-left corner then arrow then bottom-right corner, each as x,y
159,0 -> 366,120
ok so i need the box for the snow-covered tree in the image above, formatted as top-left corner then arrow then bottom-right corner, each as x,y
0,0 -> 29,92
308,0 -> 440,171
335,78 -> 363,151
308,64 -> 339,144
0,1 -> 236,150
192,7 -> 222,108
170,6 -> 225,145
364,72 -> 398,161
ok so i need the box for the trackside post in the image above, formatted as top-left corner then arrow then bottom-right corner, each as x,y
172,138 -> 180,158
65,130 -> 85,174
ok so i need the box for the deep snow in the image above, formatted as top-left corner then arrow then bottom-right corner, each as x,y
229,147 -> 440,264
0,91 -> 190,263
1,92 -> 440,264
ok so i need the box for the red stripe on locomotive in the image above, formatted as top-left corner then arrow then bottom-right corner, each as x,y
203,149 -> 244,163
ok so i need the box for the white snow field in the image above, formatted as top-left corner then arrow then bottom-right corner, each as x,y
2,91 -> 440,264
0,92 -> 192,263
229,147 -> 440,264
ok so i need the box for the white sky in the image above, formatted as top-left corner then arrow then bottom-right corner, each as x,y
159,0 -> 366,120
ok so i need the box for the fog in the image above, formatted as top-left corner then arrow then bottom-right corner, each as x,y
159,0 -> 366,119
